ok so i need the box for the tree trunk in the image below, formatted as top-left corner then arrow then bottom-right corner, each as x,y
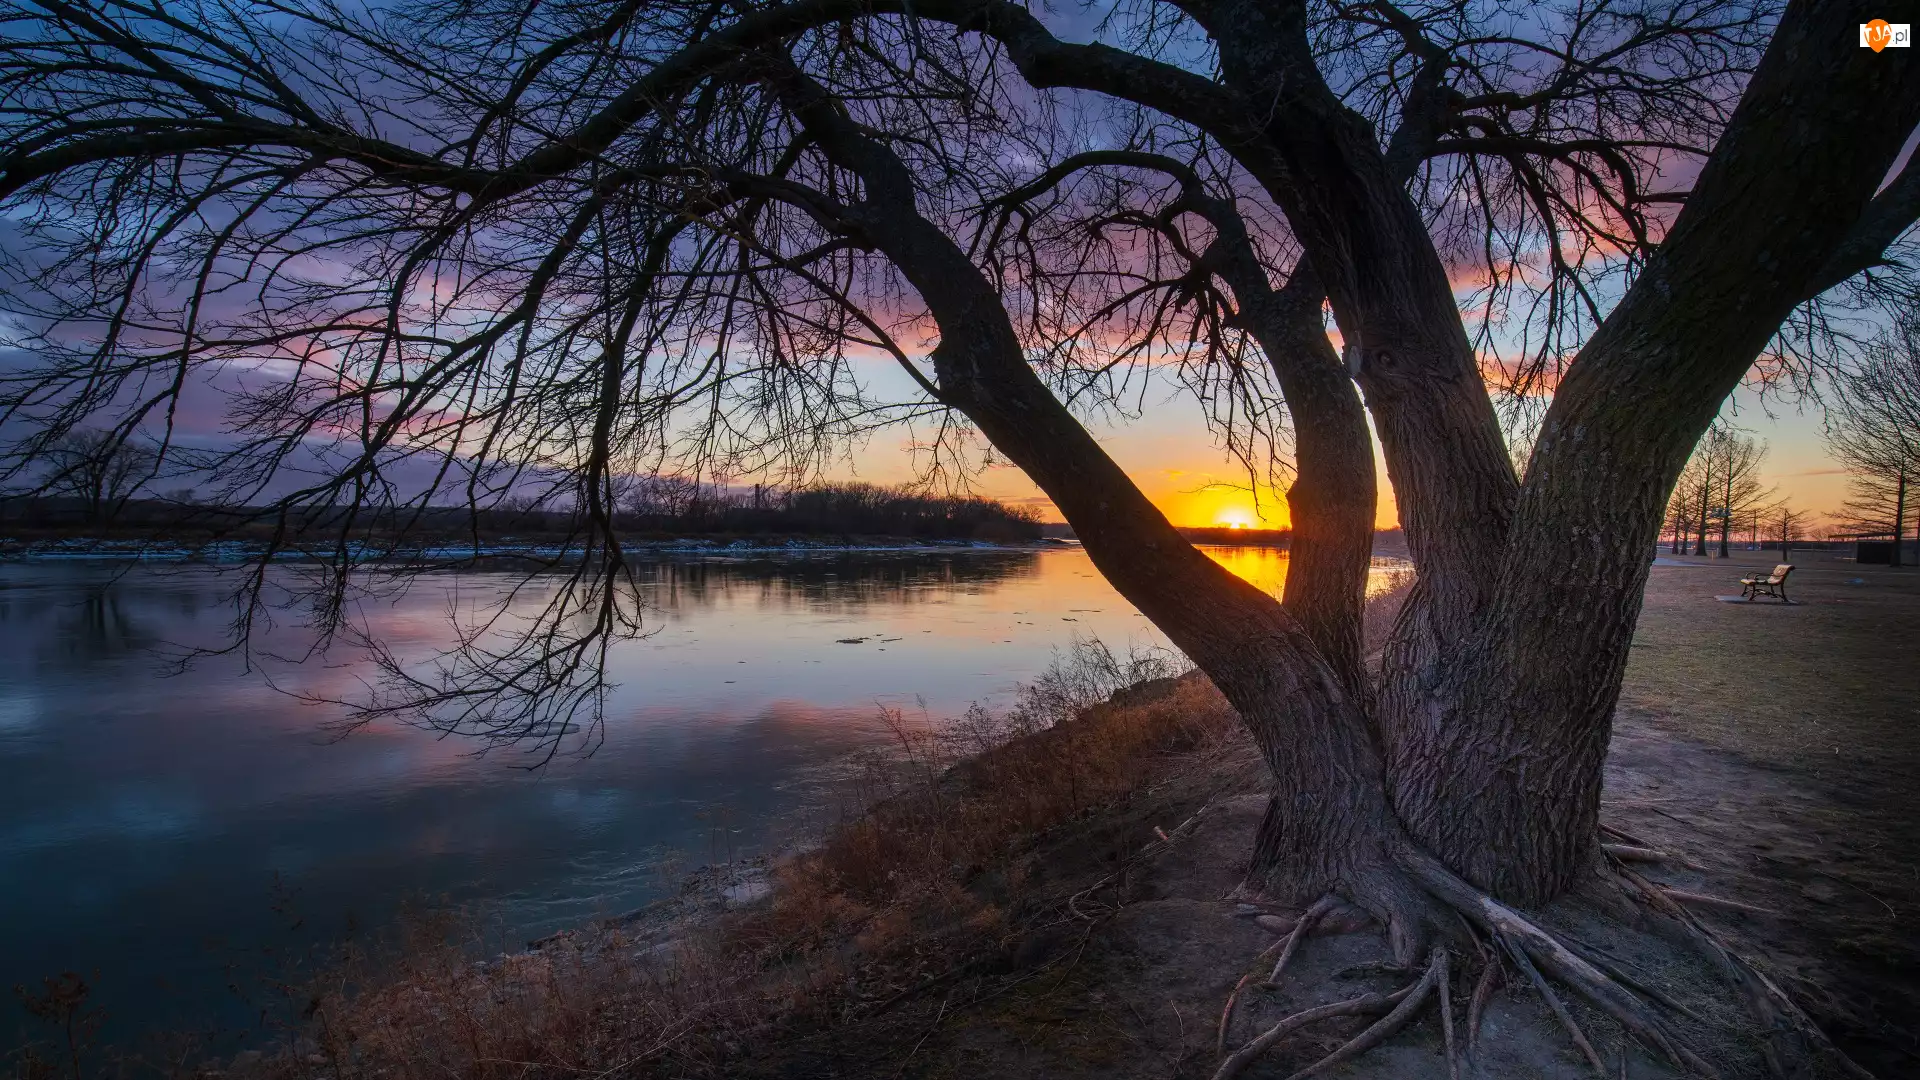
1693,464 -> 1711,556
1358,0 -> 1920,905
1203,243 -> 1376,694
1719,473 -> 1733,558
1894,469 -> 1907,568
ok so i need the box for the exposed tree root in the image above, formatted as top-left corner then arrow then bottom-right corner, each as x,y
1217,971 -> 1257,1057
1615,865 -> 1876,1080
1598,825 -> 1707,873
1466,944 -> 1501,1059
1218,895 -> 1337,1054
1602,843 -> 1666,863
1659,889 -> 1778,917
1206,837 -> 1866,1080
1399,845 -> 1723,1079
1502,925 -> 1607,1075
1277,946 -> 1444,1080
1209,947 -> 1439,1080
1269,897 -> 1339,984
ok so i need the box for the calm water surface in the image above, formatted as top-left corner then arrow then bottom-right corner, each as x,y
0,546 -> 1350,1046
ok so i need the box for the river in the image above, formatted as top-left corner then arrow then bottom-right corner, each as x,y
0,545 -> 1380,1049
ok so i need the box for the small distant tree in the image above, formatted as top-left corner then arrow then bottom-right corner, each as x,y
1827,315 -> 1920,566
621,474 -> 712,522
1773,505 -> 1812,561
42,430 -> 157,523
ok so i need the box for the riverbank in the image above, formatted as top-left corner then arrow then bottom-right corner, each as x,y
17,557 -> 1915,1077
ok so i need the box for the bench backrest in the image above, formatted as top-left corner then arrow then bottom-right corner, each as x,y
1769,564 -> 1793,583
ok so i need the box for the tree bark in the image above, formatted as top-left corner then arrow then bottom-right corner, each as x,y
1385,0 -> 1920,903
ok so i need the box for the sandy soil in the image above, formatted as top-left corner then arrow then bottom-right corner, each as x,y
737,550 -> 1919,1079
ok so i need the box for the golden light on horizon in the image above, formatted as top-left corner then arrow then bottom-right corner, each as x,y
1213,506 -> 1258,529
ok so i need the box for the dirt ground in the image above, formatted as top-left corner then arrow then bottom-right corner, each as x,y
739,550 -> 1919,1079
1608,550 -> 1920,1072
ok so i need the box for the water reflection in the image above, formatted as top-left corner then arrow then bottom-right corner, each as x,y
0,571 -> 170,668
0,550 -> 1135,1045
0,547 -> 1389,1047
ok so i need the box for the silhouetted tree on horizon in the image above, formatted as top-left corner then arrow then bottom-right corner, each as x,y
1828,315 -> 1920,566
39,429 -> 158,523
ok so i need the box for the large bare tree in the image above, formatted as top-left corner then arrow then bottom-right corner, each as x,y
4,0 -> 1919,1073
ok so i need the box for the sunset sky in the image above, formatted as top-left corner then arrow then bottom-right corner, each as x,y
838,361 -> 1853,531
829,125 -> 1920,532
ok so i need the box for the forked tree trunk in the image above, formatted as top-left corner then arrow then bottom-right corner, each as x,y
777,0 -> 1920,916
1365,0 -> 1920,903
770,69 -> 1436,921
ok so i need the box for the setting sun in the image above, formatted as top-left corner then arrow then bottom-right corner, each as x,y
1214,507 -> 1257,529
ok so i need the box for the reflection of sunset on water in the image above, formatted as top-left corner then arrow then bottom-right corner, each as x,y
0,549 -> 1158,1041
0,545 -> 1410,1041
1198,545 -> 1410,600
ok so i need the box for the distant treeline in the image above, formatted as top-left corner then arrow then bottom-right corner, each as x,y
0,481 -> 1045,543
613,479 -> 1043,540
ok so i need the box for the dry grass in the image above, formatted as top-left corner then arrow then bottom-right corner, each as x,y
206,588 -> 1418,1080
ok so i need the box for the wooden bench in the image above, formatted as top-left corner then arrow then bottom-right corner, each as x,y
1739,563 -> 1794,602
